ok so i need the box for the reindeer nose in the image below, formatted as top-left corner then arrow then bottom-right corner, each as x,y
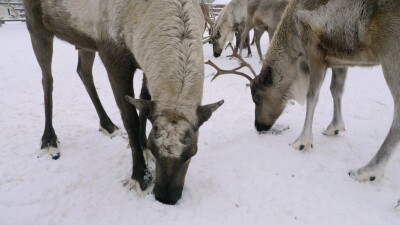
213,52 -> 221,58
255,121 -> 272,132
154,185 -> 183,205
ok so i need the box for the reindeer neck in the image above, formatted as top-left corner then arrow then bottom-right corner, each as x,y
267,3 -> 298,78
124,0 -> 205,108
264,0 -> 308,103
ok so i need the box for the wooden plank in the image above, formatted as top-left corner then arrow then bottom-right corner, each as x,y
0,18 -> 25,22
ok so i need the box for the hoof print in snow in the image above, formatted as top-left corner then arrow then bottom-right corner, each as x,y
396,200 -> 400,209
99,125 -> 123,138
122,178 -> 146,196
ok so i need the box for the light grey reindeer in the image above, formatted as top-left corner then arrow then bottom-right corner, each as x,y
250,0 -> 400,182
24,0 -> 223,205
212,0 -> 400,182
238,0 -> 289,62
209,0 -> 251,57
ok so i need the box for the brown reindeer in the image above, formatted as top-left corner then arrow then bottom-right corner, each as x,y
24,0 -> 223,204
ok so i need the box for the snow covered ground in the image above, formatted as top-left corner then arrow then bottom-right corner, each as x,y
1,22 -> 400,225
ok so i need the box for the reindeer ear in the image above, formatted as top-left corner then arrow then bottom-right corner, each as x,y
260,66 -> 273,85
296,10 -> 323,39
125,95 -> 154,120
197,100 -> 224,127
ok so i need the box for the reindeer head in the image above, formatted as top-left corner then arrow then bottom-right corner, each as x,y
208,38 -> 306,133
209,22 -> 234,58
126,97 -> 224,205
250,2 -> 320,132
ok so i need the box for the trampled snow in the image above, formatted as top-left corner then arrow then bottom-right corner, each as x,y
1,22 -> 400,225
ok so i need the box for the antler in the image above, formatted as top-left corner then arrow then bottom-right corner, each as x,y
203,36 -> 211,44
205,43 -> 257,84
200,1 -> 215,27
200,1 -> 215,45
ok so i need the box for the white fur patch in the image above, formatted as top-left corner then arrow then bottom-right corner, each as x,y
154,117 -> 190,158
288,72 -> 309,105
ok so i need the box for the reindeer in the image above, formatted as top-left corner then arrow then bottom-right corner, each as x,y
251,0 -> 400,182
213,0 -> 400,182
209,0 -> 252,58
24,0 -> 223,205
238,0 -> 289,62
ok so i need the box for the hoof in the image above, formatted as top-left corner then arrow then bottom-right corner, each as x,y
99,122 -> 119,137
290,137 -> 313,151
132,166 -> 153,191
348,168 -> 382,182
51,152 -> 61,160
39,144 -> 61,160
48,146 -> 61,160
323,123 -> 345,136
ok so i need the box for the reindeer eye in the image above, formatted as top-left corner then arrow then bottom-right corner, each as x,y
180,130 -> 192,145
153,126 -> 161,139
253,94 -> 261,104
216,31 -> 221,39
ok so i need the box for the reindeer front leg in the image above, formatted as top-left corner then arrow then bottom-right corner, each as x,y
291,54 -> 327,151
76,49 -> 118,136
100,55 -> 151,191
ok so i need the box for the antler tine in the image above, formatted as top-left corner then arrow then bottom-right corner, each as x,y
205,60 -> 254,84
225,43 -> 257,77
203,36 -> 211,44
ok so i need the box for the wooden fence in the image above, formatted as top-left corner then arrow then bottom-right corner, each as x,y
0,0 -> 25,24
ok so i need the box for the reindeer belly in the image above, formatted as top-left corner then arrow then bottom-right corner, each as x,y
40,1 -> 107,50
325,49 -> 379,67
43,17 -> 98,50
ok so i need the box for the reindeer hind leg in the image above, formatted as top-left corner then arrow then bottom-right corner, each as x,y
349,52 -> 400,182
323,67 -> 347,136
246,32 -> 252,58
76,49 -> 118,136
255,29 -> 264,62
